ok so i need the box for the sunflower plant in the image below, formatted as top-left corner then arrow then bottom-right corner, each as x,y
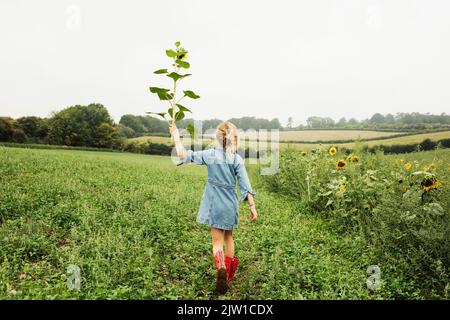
147,41 -> 200,137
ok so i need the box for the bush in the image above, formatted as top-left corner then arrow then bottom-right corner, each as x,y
0,117 -> 14,141
263,147 -> 450,297
364,190 -> 449,297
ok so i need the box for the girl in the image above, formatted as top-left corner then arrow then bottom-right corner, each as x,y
169,121 -> 258,294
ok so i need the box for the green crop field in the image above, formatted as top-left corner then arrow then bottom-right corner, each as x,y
278,130 -> 404,142
128,131 -> 450,153
278,130 -> 450,150
0,146 -> 448,299
130,130 -> 404,145
128,135 -> 173,145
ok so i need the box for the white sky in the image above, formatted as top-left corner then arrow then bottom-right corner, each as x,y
1,0 -> 449,126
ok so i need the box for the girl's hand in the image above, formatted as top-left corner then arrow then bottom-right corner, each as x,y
250,204 -> 258,221
169,124 -> 180,141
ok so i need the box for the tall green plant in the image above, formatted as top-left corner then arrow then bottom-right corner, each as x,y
147,41 -> 199,136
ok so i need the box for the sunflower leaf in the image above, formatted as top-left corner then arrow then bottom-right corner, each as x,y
158,92 -> 172,100
146,112 -> 167,120
154,69 -> 168,74
176,60 -> 190,69
186,124 -> 195,138
176,104 -> 192,113
167,72 -> 191,82
183,90 -> 200,99
175,111 -> 185,122
149,87 -> 170,94
166,49 -> 177,58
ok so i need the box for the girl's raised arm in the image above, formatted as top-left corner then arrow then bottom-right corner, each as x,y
170,124 -> 186,160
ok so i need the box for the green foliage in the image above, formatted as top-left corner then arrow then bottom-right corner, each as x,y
0,117 -> 28,143
47,104 -> 122,148
0,147 -> 379,299
119,115 -> 168,136
148,41 -> 200,127
226,116 -> 282,130
16,117 -> 48,141
263,147 -> 450,298
297,112 -> 450,131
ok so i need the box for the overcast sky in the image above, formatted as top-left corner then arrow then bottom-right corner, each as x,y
1,0 -> 449,126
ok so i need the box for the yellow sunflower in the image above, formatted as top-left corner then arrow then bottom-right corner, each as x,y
178,52 -> 188,60
350,155 -> 359,163
329,147 -> 337,157
336,160 -> 347,170
421,176 -> 440,191
301,151 -> 307,156
404,162 -> 412,170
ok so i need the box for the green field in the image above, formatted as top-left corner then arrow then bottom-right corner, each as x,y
276,130 -> 404,142
128,130 -> 450,152
0,146 -> 448,299
128,135 -> 173,145
279,130 -> 450,150
128,129 -> 404,145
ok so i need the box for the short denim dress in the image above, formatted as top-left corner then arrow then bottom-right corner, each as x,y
179,148 -> 256,230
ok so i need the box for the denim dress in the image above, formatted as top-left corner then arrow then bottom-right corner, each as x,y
179,148 -> 256,230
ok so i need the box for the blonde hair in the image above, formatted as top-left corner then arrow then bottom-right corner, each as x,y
215,121 -> 239,160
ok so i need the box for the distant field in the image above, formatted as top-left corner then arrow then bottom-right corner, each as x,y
129,130 -> 404,145
350,130 -> 450,147
127,130 -> 450,152
277,130 -> 404,142
202,130 -> 405,142
279,130 -> 450,151
128,136 -> 173,145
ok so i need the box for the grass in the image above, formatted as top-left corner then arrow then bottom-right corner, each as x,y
128,136 -> 173,145
0,146 -> 390,299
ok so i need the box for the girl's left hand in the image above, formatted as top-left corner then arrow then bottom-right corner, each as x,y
250,206 -> 258,221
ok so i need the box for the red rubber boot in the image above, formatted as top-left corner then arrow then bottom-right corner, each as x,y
214,251 -> 228,294
225,256 -> 239,282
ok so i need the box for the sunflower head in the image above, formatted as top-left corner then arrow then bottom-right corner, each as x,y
177,52 -> 188,60
404,162 -> 412,170
329,147 -> 337,157
350,155 -> 359,163
301,151 -> 307,156
336,160 -> 347,170
421,175 -> 440,191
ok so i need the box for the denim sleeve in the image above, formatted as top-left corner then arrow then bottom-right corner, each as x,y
234,155 -> 256,201
177,149 -> 207,165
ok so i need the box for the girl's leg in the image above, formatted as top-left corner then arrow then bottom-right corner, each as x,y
211,228 -> 225,268
224,230 -> 234,258
211,228 -> 228,294
224,230 -> 239,282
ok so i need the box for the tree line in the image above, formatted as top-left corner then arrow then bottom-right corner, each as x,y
298,112 -> 450,130
2,103 -> 450,149
118,115 -> 283,137
0,104 -> 283,148
1,104 -> 124,148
